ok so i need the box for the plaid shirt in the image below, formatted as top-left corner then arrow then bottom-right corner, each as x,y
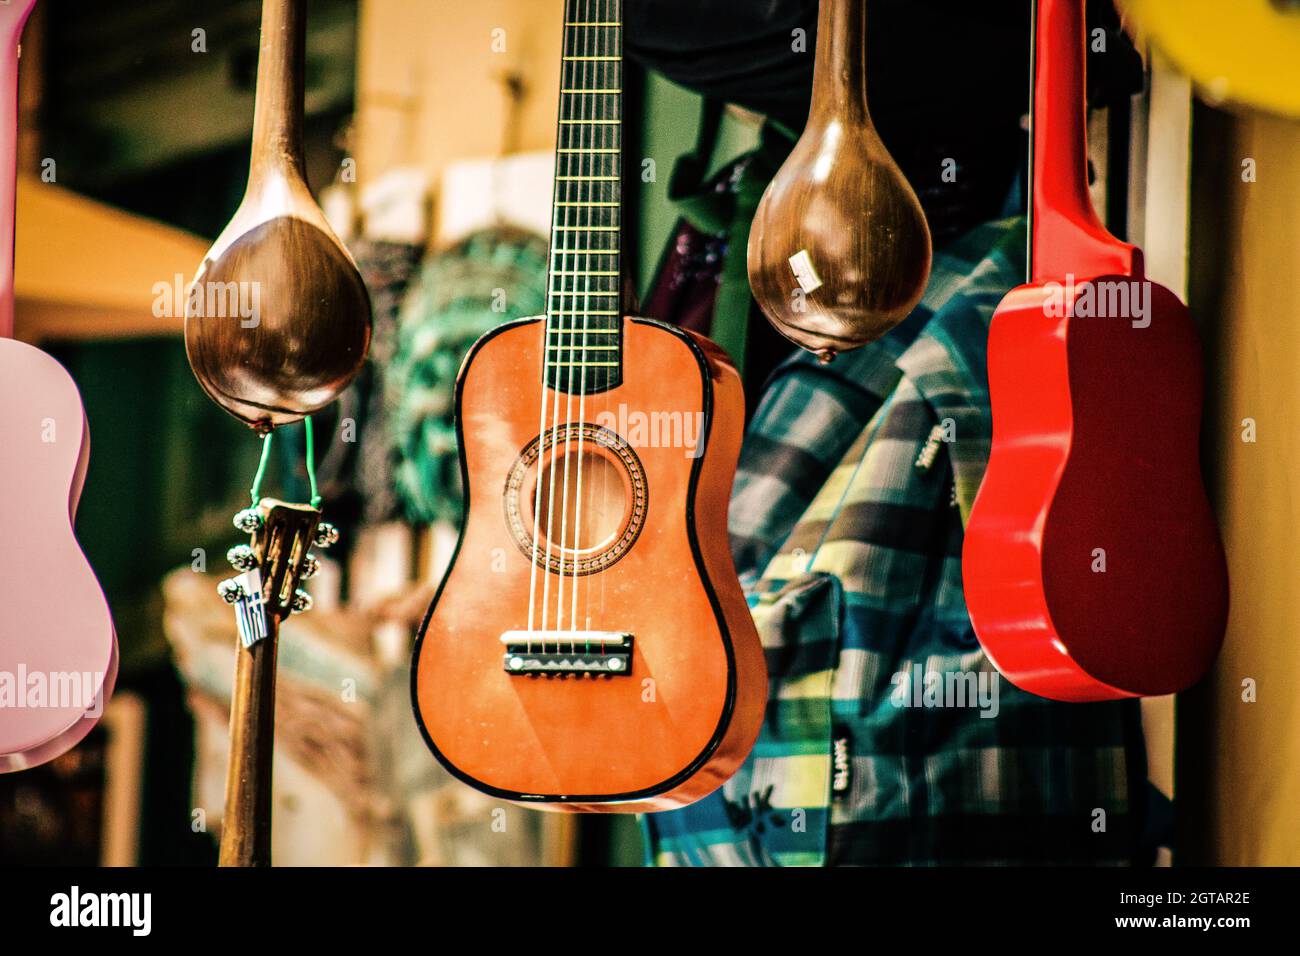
644,217 -> 1147,866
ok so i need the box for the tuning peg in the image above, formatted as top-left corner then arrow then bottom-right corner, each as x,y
217,579 -> 246,605
300,554 -> 321,580
234,508 -> 263,534
290,589 -> 313,614
227,544 -> 258,572
313,523 -> 339,548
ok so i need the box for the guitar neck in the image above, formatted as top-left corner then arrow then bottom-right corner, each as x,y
0,1 -> 36,341
545,0 -> 624,395
1028,0 -> 1137,284
219,615 -> 279,867
217,499 -> 323,867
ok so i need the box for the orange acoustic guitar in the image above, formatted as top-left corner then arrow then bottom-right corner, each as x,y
411,0 -> 767,812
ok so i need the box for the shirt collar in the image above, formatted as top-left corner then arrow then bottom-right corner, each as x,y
894,218 -> 1026,518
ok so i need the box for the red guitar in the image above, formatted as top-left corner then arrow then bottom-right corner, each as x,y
0,0 -> 117,771
962,0 -> 1227,701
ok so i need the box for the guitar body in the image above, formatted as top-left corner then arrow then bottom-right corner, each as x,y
962,0 -> 1227,701
0,0 -> 116,771
0,338 -> 117,771
964,276 -> 1227,700
412,317 -> 766,810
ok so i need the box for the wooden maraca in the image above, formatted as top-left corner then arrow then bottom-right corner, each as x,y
185,0 -> 370,431
748,0 -> 931,359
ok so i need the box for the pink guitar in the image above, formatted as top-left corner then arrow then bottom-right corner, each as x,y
0,0 -> 116,772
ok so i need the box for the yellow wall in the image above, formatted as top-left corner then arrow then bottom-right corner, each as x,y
1181,103 -> 1300,865
354,0 -> 563,188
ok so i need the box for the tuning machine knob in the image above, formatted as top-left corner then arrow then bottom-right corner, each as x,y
300,553 -> 321,580
313,522 -> 339,548
290,589 -> 313,614
217,579 -> 246,605
227,544 -> 259,572
233,508 -> 264,534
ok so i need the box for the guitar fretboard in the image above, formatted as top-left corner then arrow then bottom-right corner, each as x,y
546,0 -> 623,394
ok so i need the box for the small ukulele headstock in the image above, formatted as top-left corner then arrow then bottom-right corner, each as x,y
217,498 -> 338,632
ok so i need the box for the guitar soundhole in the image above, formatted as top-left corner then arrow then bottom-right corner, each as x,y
504,424 -> 648,576
536,450 -> 625,551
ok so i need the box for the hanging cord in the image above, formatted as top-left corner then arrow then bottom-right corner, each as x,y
249,430 -> 275,505
248,417 -> 323,508
304,415 -> 323,508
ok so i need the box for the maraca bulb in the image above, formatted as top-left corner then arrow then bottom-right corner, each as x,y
184,216 -> 371,431
748,116 -> 932,358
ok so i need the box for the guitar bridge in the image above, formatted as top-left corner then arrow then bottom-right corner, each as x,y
500,631 -> 633,678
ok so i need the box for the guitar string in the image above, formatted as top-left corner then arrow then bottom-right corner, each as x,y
528,2 -> 576,641
552,0 -> 593,639
551,0 -> 582,642
570,0 -> 613,645
595,0 -> 620,648
553,0 -> 598,640
576,0 -> 600,643
590,0 -> 618,650
566,0 -> 595,642
595,0 -> 618,643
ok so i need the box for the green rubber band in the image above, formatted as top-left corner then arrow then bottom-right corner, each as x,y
304,416 -> 322,508
249,421 -> 322,508
249,431 -> 274,505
